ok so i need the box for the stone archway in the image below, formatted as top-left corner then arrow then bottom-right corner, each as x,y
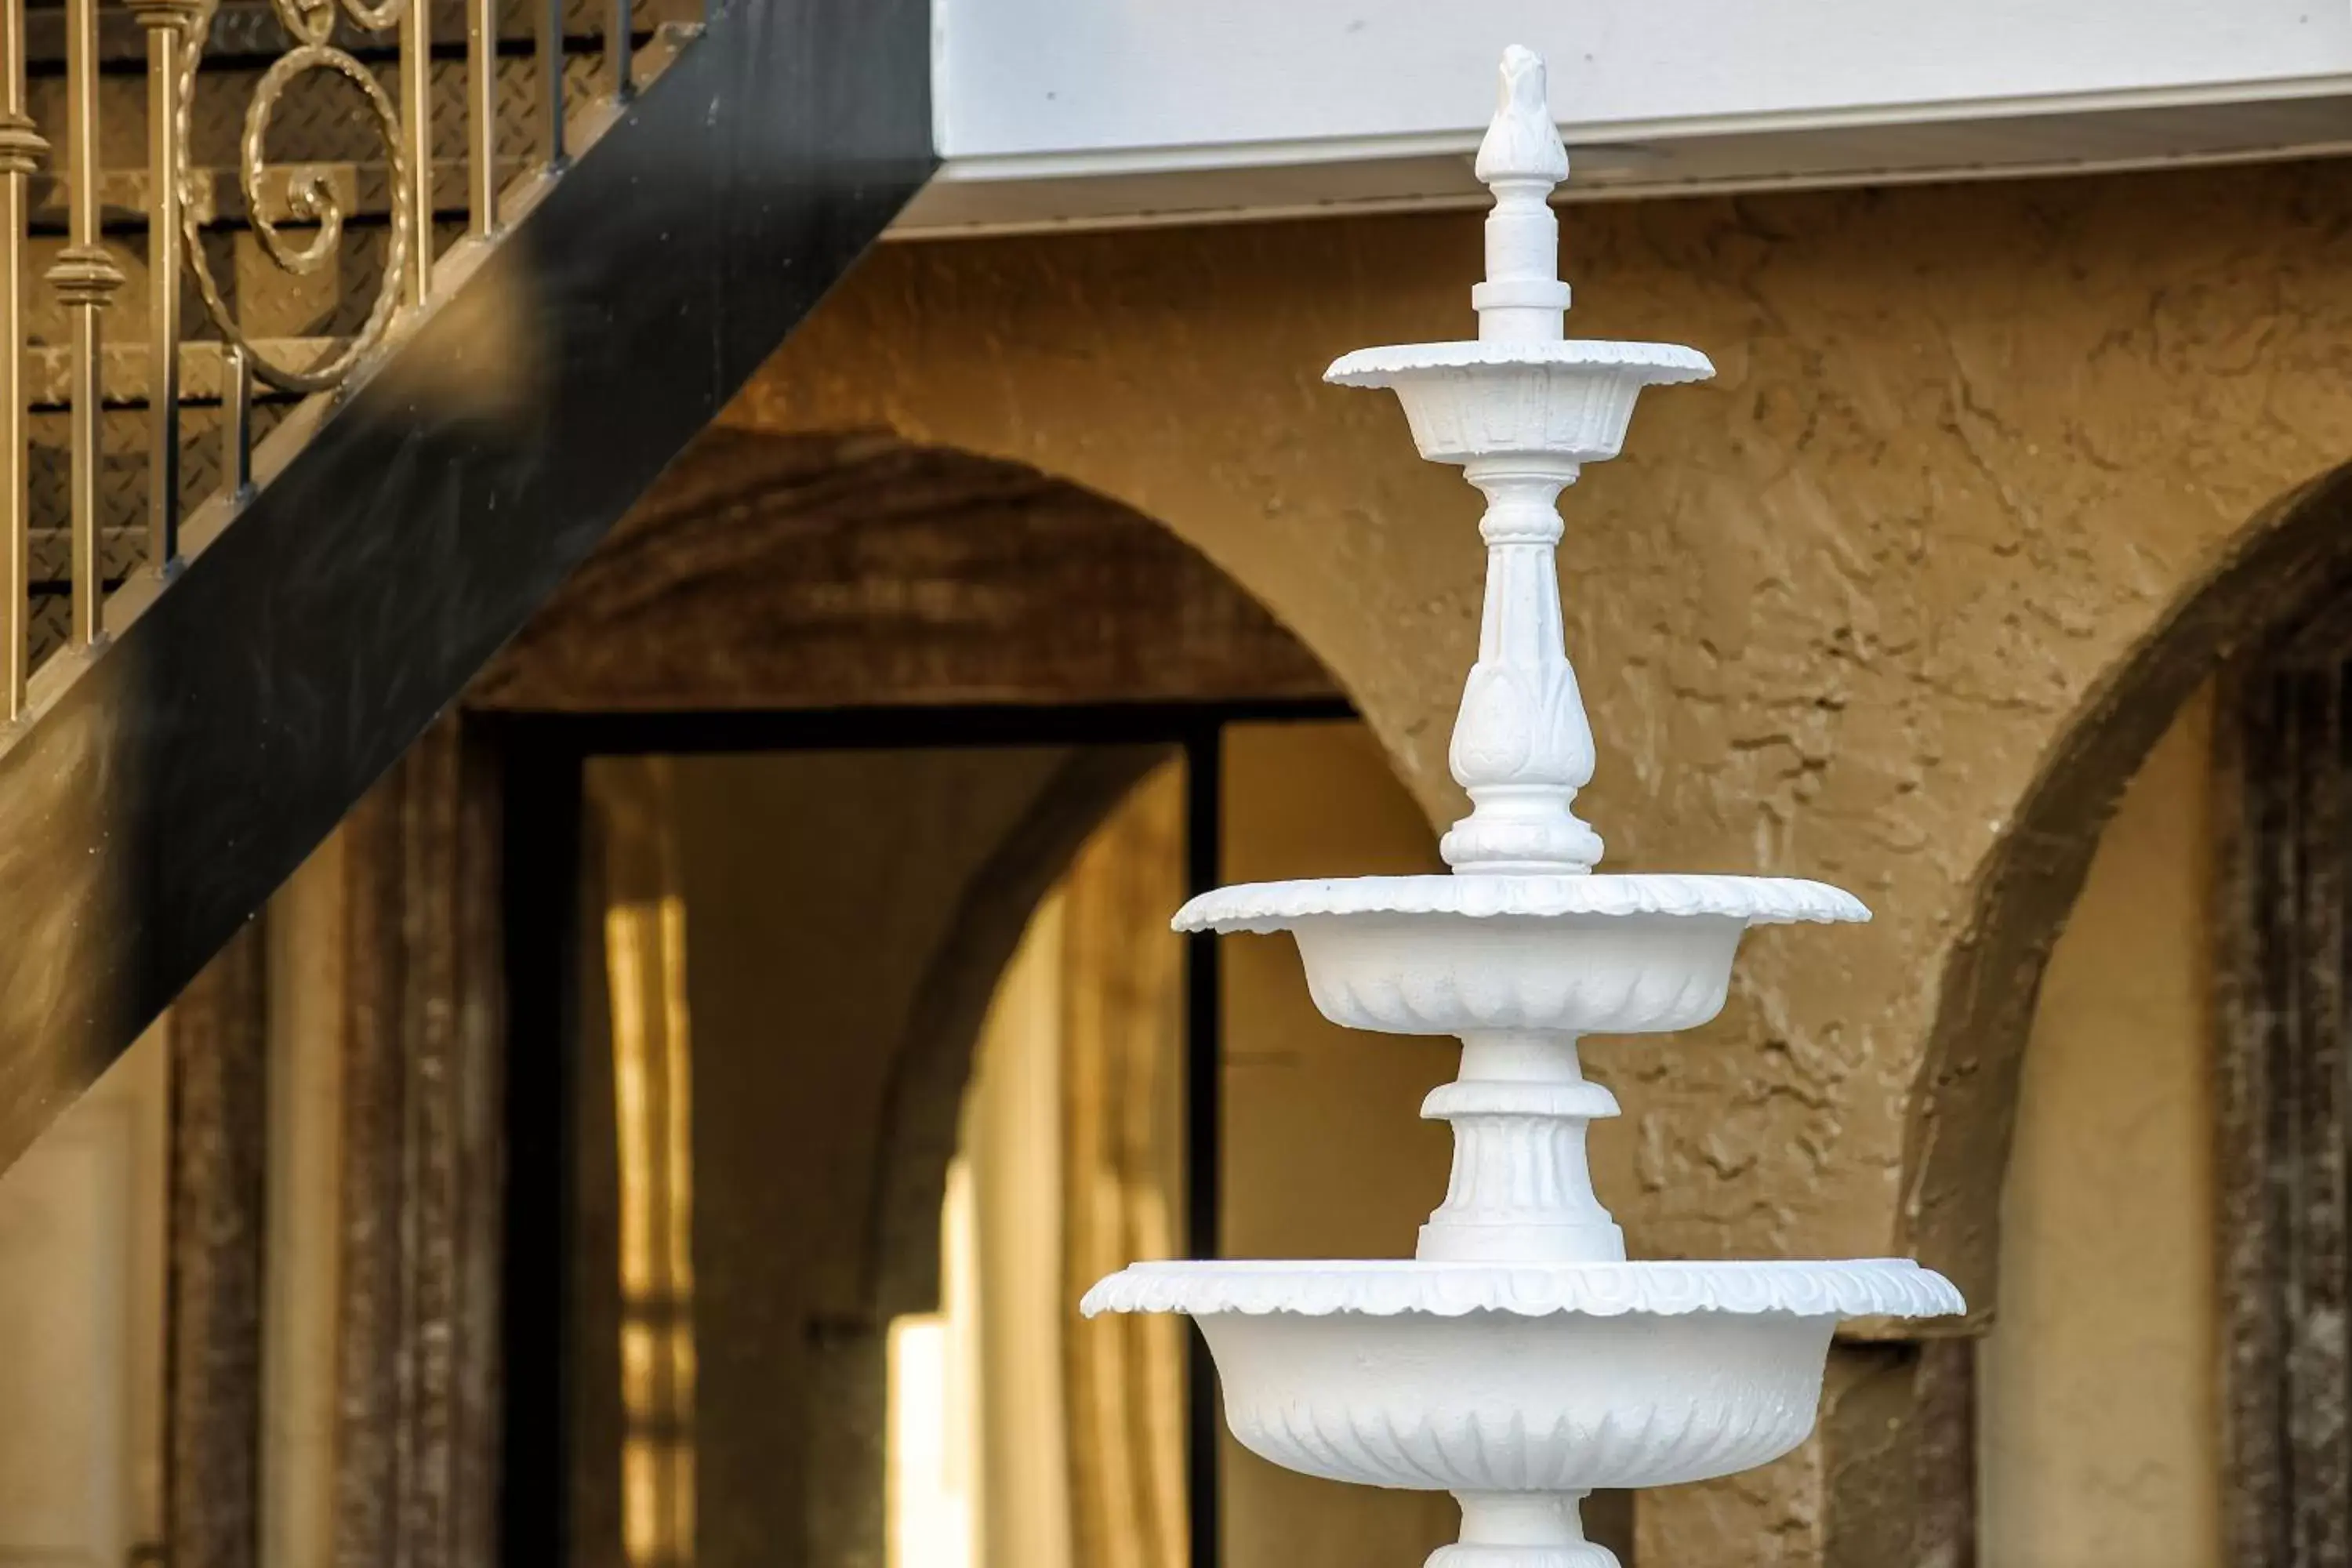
1809,459 -> 2352,1568
236,422 -> 1351,1568
1899,459 -> 2352,1311
470,426 -> 1337,714
480,423 -> 1346,1568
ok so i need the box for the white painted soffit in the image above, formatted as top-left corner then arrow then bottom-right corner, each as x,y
892,0 -> 2352,238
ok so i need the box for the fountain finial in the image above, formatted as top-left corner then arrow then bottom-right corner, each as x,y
1471,45 -> 1572,343
1475,45 -> 1570,187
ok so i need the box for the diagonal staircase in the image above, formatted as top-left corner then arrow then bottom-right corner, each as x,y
0,0 -> 933,1171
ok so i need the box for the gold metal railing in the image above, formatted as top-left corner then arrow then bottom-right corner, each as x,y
0,0 -> 685,722
0,2 -> 34,713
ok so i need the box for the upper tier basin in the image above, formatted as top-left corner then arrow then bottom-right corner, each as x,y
1325,340 -> 1715,466
1174,873 -> 1868,1036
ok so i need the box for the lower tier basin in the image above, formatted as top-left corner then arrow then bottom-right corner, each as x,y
1207,1306 -> 1829,1491
1083,1258 -> 1963,1494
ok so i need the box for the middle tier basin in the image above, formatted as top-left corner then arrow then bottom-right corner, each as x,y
1293,909 -> 1745,1036
1171,874 -> 1871,1036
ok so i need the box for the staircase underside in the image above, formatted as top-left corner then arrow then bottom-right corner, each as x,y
0,0 -> 935,1171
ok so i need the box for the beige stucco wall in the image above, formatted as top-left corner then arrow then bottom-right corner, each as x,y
1979,687 -> 2219,1567
0,1026 -> 167,1564
731,160 -> 2352,1287
714,161 -> 2352,1559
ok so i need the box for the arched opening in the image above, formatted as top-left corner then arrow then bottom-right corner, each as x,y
1895,459 -> 2352,1566
1903,461 -> 2352,1298
0,421 -> 1429,1568
0,419 -> 1657,1568
561,739 -> 1184,1568
884,758 -> 1192,1568
137,423 -> 1507,1568
477,426 -> 1379,1568
863,714 -> 1508,1568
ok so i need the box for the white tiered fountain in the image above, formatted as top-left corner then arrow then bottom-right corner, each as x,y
1082,46 -> 1964,1568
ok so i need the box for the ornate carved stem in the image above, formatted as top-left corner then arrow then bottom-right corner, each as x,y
1442,459 -> 1599,875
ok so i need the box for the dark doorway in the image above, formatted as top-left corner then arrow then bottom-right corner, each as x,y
495,700 -> 1341,1568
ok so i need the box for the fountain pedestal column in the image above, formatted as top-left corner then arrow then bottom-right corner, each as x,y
1428,1494 -> 1618,1568
1444,461 -> 1599,876
1417,1033 -> 1622,1265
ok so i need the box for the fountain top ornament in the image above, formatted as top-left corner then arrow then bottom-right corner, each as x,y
1084,45 -> 1960,1568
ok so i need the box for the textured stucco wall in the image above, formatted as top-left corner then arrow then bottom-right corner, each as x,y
1979,688 -> 2219,1567
730,161 -> 2350,1263
724,158 -> 2352,1559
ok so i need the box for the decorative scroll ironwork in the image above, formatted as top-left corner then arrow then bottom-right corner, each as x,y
173,0 -> 417,393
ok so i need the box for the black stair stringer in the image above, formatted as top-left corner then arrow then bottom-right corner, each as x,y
0,0 -> 935,1171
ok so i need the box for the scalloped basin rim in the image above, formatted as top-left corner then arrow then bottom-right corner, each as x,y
1174,873 -> 1871,935
1083,1257 -> 1966,1320
1325,339 -> 1719,384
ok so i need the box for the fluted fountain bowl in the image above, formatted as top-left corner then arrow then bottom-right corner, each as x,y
1174,874 -> 1869,1037
1215,1310 -> 1824,1490
1326,341 -> 1716,467
1084,1259 -> 1963,1494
